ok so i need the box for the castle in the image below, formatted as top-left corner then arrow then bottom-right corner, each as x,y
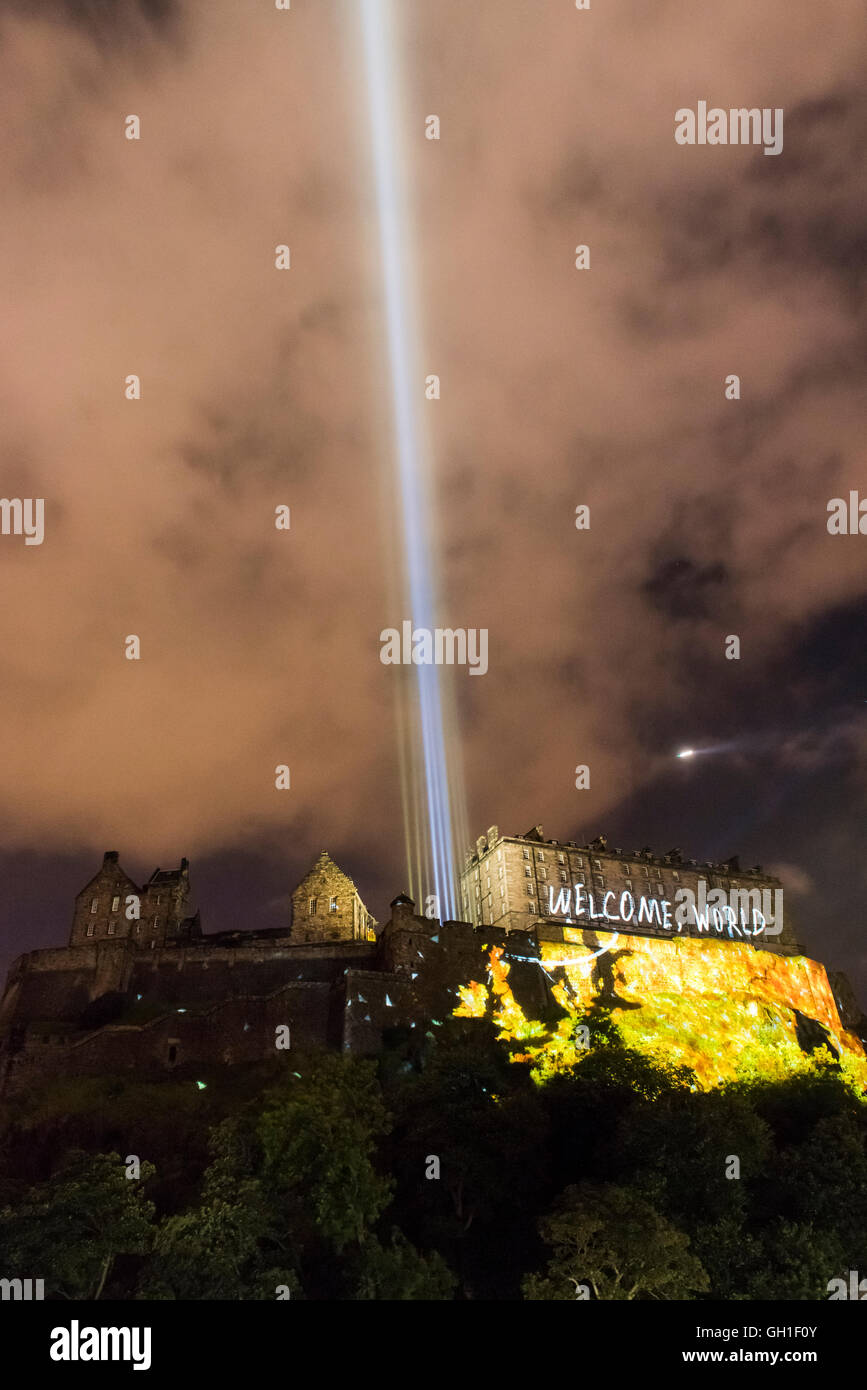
0,826 -> 864,1094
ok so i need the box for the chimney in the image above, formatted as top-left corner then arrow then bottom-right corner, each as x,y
103,851 -> 119,864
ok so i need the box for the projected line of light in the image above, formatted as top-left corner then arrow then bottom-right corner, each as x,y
361,0 -> 457,919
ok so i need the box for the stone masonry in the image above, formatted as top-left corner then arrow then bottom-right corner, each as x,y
460,824 -> 799,952
0,832 -> 863,1097
290,850 -> 376,944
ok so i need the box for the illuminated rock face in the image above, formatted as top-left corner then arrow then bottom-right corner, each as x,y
454,930 -> 867,1089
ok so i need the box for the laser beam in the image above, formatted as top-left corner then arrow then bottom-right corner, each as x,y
361,0 -> 459,919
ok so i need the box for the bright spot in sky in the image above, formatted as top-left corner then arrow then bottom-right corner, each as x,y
677,749 -> 695,758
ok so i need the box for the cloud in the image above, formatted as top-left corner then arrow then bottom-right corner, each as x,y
765,862 -> 814,897
0,0 -> 866,941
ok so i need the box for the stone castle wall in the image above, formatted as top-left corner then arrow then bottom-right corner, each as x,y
0,981 -> 334,1094
1,845 -> 863,1098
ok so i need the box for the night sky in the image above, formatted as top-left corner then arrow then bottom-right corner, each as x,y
1,0 -> 866,1004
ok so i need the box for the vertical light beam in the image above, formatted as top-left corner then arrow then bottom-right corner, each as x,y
361,0 -> 458,919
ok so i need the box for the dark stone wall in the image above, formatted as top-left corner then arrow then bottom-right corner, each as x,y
13,969 -> 92,1024
0,982 -> 334,1094
128,944 -> 375,1008
4,901 -> 856,1098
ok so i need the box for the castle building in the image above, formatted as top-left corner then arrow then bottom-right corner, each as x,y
0,828 -> 862,1097
460,824 -> 798,952
69,851 -> 201,949
289,851 -> 377,944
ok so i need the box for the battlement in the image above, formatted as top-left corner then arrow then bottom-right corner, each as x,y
0,833 -> 862,1097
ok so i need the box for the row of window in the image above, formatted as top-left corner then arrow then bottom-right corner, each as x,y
471,855 -> 680,887
522,848 -> 582,866
91,895 -> 121,913
86,919 -> 162,937
90,893 -> 165,913
523,878 -> 671,897
308,897 -> 339,915
517,857 -> 679,883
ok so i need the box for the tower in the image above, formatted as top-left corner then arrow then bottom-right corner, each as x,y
290,850 -> 376,944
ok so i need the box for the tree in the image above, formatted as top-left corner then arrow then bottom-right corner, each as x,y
522,1182 -> 708,1300
0,1150 -> 154,1300
773,1112 -> 867,1243
746,1219 -> 847,1301
610,1088 -> 772,1228
138,1198 -> 301,1301
352,1228 -> 456,1300
258,1054 -> 393,1251
137,1116 -> 302,1299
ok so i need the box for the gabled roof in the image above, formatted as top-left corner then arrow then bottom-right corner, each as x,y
293,850 -> 361,894
75,852 -> 140,899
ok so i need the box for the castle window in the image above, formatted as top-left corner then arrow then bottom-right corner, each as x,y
538,867 -> 547,879
574,855 -> 584,868
593,858 -> 601,870
672,870 -> 680,881
557,853 -> 565,865
86,922 -> 95,938
625,879 -> 633,892
90,898 -> 98,914
526,885 -> 534,898
111,895 -> 120,912
329,896 -> 338,912
107,921 -> 116,935
135,922 -> 142,934
524,866 -> 532,878
656,883 -> 664,897
309,898 -> 318,915
559,870 -> 567,883
167,1043 -> 178,1066
522,849 -> 530,860
655,868 -> 662,879
536,850 -> 545,861
642,866 -> 650,877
